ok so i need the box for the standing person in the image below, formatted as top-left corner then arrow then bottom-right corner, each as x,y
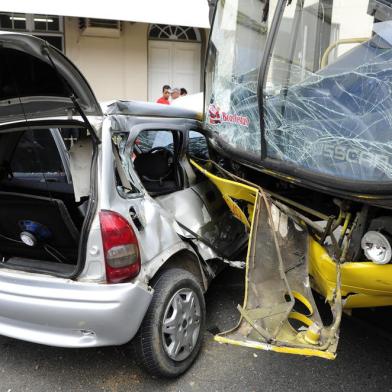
156,85 -> 171,105
170,87 -> 181,101
180,88 -> 188,97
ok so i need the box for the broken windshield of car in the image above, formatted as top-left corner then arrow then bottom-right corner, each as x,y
188,131 -> 210,160
136,130 -> 174,153
204,0 -> 279,154
263,0 -> 392,183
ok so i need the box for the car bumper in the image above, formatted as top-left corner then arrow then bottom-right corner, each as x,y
0,269 -> 152,348
309,239 -> 392,306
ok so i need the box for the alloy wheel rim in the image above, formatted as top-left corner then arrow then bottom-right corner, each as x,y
161,287 -> 201,361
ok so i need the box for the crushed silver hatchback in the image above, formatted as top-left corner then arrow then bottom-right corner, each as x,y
0,33 -> 247,377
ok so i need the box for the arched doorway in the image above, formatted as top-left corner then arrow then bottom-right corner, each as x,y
148,24 -> 202,102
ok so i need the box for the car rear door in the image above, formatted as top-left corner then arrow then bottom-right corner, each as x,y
0,33 -> 102,138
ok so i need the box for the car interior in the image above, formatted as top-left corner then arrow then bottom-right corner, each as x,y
133,130 -> 182,195
130,128 -> 248,261
0,127 -> 90,269
132,129 -> 211,195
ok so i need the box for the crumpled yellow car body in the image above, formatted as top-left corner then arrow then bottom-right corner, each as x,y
192,160 -> 392,359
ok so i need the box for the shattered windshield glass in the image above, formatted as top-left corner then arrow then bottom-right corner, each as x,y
264,0 -> 392,182
204,0 -> 277,153
206,0 -> 392,184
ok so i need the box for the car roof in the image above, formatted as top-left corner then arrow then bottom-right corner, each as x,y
103,100 -> 201,120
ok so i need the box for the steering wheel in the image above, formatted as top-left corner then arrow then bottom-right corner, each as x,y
138,146 -> 175,182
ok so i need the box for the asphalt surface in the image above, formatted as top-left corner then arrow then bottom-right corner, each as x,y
1,268 -> 392,392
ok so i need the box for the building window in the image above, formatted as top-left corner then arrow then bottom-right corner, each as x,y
0,12 -> 26,30
0,13 -> 64,51
33,14 -> 60,32
149,24 -> 201,42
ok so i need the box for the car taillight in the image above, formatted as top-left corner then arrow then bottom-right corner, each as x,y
99,210 -> 140,283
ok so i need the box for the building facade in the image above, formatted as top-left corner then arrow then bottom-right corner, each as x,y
0,12 -> 209,102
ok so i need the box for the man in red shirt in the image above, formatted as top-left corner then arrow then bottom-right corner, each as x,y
156,85 -> 171,105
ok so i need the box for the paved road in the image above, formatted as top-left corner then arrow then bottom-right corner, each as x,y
1,268 -> 392,392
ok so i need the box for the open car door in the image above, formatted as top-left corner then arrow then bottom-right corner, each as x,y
0,33 -> 102,139
192,160 -> 342,359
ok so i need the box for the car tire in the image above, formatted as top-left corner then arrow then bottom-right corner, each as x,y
134,267 -> 206,378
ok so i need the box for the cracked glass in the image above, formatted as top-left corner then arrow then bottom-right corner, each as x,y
264,0 -> 392,183
206,0 -> 392,184
204,0 -> 278,154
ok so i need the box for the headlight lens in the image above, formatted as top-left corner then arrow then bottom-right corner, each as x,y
361,231 -> 392,265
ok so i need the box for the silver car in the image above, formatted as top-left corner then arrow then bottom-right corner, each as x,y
0,33 -> 247,377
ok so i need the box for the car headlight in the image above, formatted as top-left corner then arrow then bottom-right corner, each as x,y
361,231 -> 392,265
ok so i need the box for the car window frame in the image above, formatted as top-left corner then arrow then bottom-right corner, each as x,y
9,127 -> 71,184
117,119 -> 201,192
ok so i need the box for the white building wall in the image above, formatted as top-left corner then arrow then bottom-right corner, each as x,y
64,17 -> 148,102
331,0 -> 374,57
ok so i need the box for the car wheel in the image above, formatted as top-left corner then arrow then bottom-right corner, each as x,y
135,267 -> 206,378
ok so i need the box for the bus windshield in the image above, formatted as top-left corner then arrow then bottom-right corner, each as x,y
205,0 -> 392,185
204,0 -> 277,153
